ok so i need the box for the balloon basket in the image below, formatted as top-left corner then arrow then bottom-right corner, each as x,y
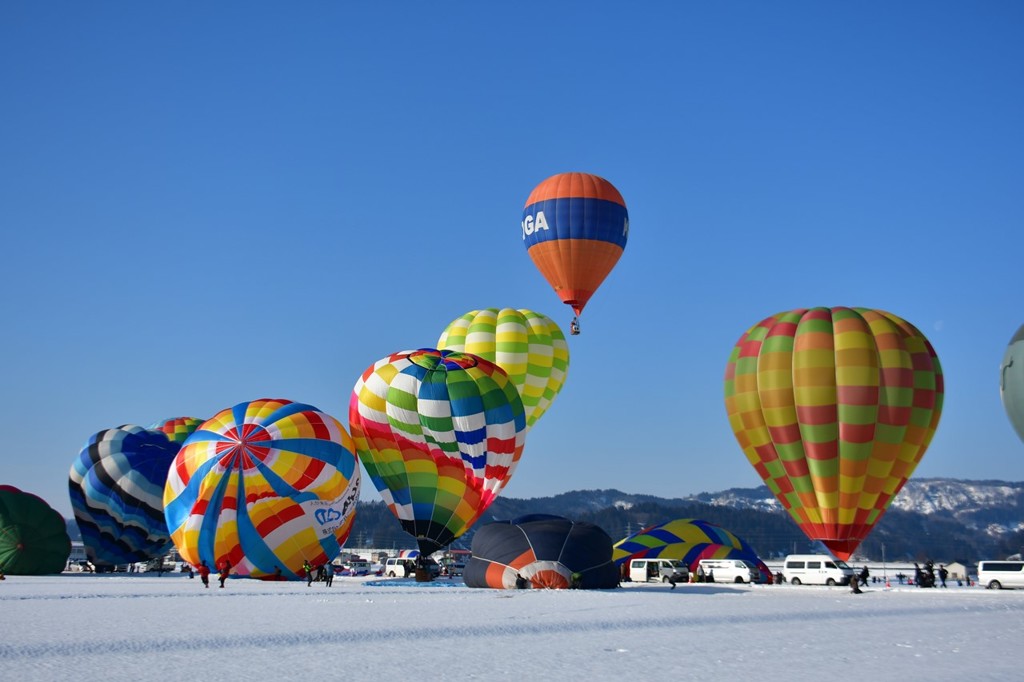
415,568 -> 434,583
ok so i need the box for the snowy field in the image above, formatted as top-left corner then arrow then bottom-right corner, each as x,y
3,574 -> 1024,681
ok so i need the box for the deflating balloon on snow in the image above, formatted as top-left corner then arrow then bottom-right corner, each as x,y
149,417 -> 204,444
437,308 -> 569,429
163,399 -> 360,579
1000,324 -> 1024,444
0,486 -> 71,575
464,514 -> 619,589
611,518 -> 762,572
349,348 -> 527,556
724,307 -> 944,560
69,425 -> 181,567
522,172 -> 628,320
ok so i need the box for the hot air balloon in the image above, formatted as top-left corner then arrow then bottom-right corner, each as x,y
349,348 -> 527,556
0,486 -> 71,575
522,172 -> 628,333
163,399 -> 360,580
69,425 -> 181,568
437,308 -> 569,429
724,307 -> 944,561
464,514 -> 620,589
1000,324 -> 1024,444
611,518 -> 763,574
149,417 -> 205,444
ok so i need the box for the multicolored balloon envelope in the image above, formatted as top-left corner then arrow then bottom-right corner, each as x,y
0,486 -> 71,575
149,417 -> 205,444
611,518 -> 762,572
1000,324 -> 1024,444
69,425 -> 181,566
522,172 -> 628,318
724,307 -> 944,560
464,514 -> 620,589
163,399 -> 360,579
437,308 -> 569,429
349,348 -> 527,556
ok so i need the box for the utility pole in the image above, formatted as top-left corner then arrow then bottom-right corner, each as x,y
882,542 -> 888,588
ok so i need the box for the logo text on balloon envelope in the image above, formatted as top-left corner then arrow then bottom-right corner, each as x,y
521,211 -> 550,239
303,480 -> 360,538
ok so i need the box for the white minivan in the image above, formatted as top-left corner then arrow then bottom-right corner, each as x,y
978,560 -> 1024,589
697,558 -> 760,584
782,554 -> 855,586
628,558 -> 688,583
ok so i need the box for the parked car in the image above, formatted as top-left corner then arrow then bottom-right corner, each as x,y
345,560 -> 373,576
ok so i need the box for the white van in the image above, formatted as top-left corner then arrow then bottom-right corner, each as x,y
383,556 -> 440,578
697,558 -> 760,584
782,554 -> 855,586
383,557 -> 413,577
628,558 -> 688,583
978,560 -> 1024,589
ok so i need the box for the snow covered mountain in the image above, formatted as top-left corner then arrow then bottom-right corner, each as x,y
690,478 -> 1024,534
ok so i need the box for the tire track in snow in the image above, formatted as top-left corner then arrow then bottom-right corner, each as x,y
0,604 -> 991,660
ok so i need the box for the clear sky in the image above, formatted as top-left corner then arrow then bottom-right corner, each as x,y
2,2 -> 1022,519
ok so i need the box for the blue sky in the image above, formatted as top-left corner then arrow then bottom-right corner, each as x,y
2,2 -> 1022,518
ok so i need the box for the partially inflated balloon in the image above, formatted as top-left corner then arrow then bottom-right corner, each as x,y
349,348 -> 527,556
163,399 -> 360,579
611,518 -> 761,571
724,307 -> 943,560
464,515 -> 619,589
437,308 -> 569,429
0,486 -> 71,575
1000,324 -> 1024,444
69,425 -> 180,566
522,172 -> 628,318
149,417 -> 204,444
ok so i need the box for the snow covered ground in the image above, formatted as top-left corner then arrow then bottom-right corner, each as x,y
2,573 -> 1023,681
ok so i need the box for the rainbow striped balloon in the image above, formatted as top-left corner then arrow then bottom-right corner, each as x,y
724,307 -> 944,560
349,348 -> 527,556
437,308 -> 569,429
163,399 -> 360,579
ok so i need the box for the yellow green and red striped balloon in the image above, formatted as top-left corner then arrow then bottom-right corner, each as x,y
163,399 -> 360,580
149,417 -> 204,444
723,307 -> 943,560
437,308 -> 569,429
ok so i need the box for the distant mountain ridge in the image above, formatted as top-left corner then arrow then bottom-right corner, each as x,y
360,477 -> 1024,564
483,478 -> 1024,529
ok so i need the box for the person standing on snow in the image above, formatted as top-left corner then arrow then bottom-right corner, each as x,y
197,560 -> 210,588
303,560 -> 313,586
218,560 -> 231,588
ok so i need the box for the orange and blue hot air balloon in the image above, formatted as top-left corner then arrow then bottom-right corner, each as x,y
522,172 -> 628,332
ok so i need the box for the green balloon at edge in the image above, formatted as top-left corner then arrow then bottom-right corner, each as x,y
1001,324 -> 1024,444
0,486 -> 71,575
